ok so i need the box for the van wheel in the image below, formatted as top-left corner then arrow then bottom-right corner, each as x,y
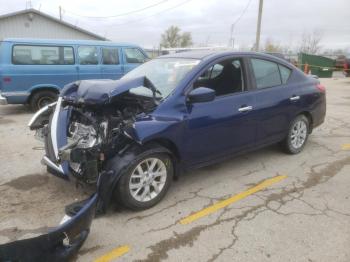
282,115 -> 310,154
113,145 -> 174,211
30,90 -> 57,111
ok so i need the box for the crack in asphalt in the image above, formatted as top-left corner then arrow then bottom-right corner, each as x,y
78,245 -> 103,256
136,156 -> 350,262
126,188 -> 203,224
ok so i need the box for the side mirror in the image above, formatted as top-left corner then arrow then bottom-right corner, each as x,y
188,87 -> 215,103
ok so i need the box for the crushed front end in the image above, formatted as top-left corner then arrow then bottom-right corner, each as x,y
29,77 -> 159,185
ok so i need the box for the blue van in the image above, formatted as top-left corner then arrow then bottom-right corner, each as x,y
0,38 -> 148,110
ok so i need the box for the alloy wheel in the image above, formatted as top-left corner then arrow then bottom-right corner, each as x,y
129,157 -> 167,202
290,120 -> 307,149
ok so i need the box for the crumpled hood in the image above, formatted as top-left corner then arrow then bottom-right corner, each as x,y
60,76 -> 147,105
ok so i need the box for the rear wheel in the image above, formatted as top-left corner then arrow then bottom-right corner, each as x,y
30,90 -> 57,111
282,115 -> 310,154
114,147 -> 174,210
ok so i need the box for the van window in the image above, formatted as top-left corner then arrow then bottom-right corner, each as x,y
12,45 -> 74,65
102,48 -> 119,65
78,46 -> 98,65
124,48 -> 146,63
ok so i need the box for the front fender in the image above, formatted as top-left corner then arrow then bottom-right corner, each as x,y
124,115 -> 183,146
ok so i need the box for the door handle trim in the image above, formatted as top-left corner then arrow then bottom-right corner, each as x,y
238,105 -> 253,112
289,95 -> 300,101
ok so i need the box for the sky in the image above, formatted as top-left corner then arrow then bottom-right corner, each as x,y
1,0 -> 349,51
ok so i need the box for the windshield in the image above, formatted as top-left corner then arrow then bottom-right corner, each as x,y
122,58 -> 200,98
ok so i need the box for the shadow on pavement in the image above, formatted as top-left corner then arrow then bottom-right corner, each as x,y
0,105 -> 33,116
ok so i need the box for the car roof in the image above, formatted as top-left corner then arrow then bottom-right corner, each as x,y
1,38 -> 140,47
159,50 -> 284,61
159,50 -> 294,68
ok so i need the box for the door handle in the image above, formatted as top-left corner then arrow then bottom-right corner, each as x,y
238,105 -> 253,112
289,95 -> 300,101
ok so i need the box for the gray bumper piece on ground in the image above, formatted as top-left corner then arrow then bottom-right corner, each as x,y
0,171 -> 115,262
0,93 -> 8,105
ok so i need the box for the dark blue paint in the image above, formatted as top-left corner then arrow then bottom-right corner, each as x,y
123,51 -> 325,170
57,51 -> 326,173
60,76 -> 147,105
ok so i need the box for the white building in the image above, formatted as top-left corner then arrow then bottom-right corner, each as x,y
0,9 -> 106,41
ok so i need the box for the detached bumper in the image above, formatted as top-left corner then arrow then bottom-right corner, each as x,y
0,194 -> 97,262
0,93 -> 8,105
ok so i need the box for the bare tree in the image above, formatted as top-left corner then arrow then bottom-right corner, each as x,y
298,30 -> 323,54
160,26 -> 193,48
180,32 -> 193,47
263,38 -> 282,53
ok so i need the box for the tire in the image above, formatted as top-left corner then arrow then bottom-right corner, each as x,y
282,115 -> 310,154
30,90 -> 57,111
114,146 -> 174,211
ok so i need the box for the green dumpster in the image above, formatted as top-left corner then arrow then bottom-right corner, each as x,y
298,53 -> 335,78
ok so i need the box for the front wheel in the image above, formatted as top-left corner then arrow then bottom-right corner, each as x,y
282,115 -> 310,154
114,148 -> 174,210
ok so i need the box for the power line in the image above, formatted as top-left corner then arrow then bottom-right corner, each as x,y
232,0 -> 253,27
64,0 -> 170,19
229,0 -> 253,47
104,0 -> 194,27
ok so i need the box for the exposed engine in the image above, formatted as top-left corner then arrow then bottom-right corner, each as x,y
59,88 -> 158,184
28,77 -> 161,184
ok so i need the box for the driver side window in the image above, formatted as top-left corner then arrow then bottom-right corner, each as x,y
193,58 -> 244,96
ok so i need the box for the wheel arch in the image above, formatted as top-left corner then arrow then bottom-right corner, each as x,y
298,111 -> 313,133
144,138 -> 181,162
99,141 -> 177,212
27,86 -> 60,104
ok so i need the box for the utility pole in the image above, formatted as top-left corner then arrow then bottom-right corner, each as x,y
229,24 -> 235,49
255,0 -> 263,51
59,6 -> 62,21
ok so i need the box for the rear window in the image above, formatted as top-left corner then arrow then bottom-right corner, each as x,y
251,58 -> 282,89
12,45 -> 74,65
279,64 -> 292,84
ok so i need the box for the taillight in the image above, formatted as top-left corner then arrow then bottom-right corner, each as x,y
3,77 -> 11,83
316,83 -> 325,92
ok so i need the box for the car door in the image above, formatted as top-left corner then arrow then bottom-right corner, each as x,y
77,45 -> 101,80
184,57 -> 256,166
100,47 -> 124,80
122,47 -> 147,74
249,57 -> 296,146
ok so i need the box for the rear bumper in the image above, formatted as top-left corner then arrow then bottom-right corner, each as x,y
311,93 -> 326,129
0,194 -> 98,262
0,93 -> 8,105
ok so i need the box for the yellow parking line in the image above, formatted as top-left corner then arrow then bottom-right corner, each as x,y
341,144 -> 350,150
94,245 -> 130,262
179,175 -> 287,225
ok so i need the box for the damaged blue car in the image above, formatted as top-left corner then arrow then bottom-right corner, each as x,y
28,51 -> 326,212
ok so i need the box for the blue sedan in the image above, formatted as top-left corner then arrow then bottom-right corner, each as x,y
29,51 -> 326,210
